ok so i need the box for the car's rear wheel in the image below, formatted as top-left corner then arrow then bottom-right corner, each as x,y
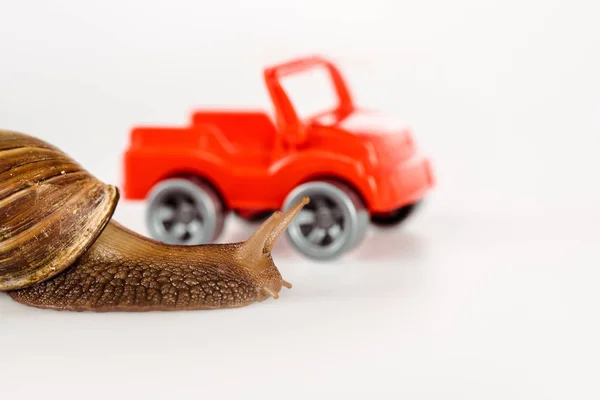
371,201 -> 421,227
146,178 -> 225,245
282,180 -> 368,261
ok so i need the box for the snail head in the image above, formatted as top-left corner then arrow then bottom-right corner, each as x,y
235,196 -> 309,301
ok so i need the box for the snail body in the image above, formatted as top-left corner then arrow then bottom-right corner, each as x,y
0,130 -> 308,312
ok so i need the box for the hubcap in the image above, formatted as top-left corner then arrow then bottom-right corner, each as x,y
155,193 -> 205,242
283,180 -> 368,261
295,196 -> 345,247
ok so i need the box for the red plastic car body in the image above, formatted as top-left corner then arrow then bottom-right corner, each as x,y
124,56 -> 433,212
122,55 -> 434,259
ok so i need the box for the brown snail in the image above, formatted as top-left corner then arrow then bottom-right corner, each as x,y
0,129 -> 308,312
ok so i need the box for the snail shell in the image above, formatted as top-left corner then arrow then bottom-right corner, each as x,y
0,131 -> 118,290
0,130 -> 308,311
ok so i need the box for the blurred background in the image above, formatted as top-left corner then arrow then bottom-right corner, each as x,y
0,0 -> 598,398
2,0 -> 598,214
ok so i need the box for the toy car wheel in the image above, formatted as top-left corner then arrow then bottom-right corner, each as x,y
371,201 -> 421,227
282,181 -> 369,261
146,178 -> 225,245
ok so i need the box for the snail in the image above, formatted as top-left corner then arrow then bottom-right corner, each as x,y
0,129 -> 309,312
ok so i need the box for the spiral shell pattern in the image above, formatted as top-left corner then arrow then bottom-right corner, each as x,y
0,130 -> 118,290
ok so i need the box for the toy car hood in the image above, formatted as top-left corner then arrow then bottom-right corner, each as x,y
314,110 -> 412,138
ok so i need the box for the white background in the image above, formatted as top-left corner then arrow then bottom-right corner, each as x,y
1,0 -> 599,398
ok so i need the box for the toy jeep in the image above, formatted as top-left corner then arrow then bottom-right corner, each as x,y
122,55 -> 435,260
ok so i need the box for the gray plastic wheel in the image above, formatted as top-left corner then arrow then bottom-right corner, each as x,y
282,180 -> 369,261
146,178 -> 225,245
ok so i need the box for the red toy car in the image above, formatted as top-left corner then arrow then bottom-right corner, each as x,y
122,55 -> 434,260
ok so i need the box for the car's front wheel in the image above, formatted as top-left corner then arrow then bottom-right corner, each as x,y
282,180 -> 368,261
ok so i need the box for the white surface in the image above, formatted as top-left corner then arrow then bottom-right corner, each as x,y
1,0 -> 599,398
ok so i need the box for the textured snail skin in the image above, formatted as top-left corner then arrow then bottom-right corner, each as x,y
0,129 -> 307,312
9,220 -> 294,311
